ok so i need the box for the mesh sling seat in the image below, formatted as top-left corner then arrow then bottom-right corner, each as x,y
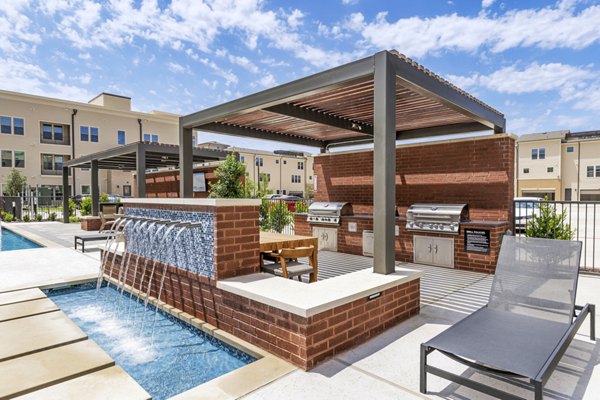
421,236 -> 596,400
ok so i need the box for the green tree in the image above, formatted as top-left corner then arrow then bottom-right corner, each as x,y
209,154 -> 246,198
80,197 -> 92,216
525,199 -> 575,240
100,192 -> 109,202
305,183 -> 314,199
4,169 -> 27,196
263,201 -> 293,233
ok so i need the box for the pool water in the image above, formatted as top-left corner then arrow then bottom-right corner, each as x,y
0,228 -> 42,251
47,283 -> 255,400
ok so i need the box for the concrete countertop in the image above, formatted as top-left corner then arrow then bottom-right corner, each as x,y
217,267 -> 423,318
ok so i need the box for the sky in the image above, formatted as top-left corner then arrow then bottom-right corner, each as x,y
2,0 -> 600,153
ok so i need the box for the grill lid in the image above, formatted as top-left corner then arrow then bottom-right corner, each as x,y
308,202 -> 350,215
407,204 -> 467,217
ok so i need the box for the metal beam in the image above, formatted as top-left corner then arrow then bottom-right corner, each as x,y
265,103 -> 373,135
179,125 -> 193,198
136,147 -> 147,198
182,56 -> 375,128
91,160 -> 99,216
388,52 -> 506,132
62,166 -> 70,223
324,122 -> 490,149
199,122 -> 325,148
373,51 -> 396,275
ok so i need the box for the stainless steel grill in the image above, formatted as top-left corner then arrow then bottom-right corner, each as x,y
406,204 -> 468,235
307,202 -> 352,225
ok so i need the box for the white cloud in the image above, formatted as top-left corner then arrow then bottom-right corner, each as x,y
256,73 -> 276,88
287,9 -> 304,29
352,2 -> 600,58
342,0 -> 359,5
0,0 -> 41,55
481,0 -> 496,8
78,52 -> 91,60
447,62 -> 595,94
198,58 -> 238,86
166,62 -> 190,74
0,58 -> 92,102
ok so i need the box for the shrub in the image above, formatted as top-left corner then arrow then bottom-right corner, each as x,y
4,169 -> 27,196
2,213 -> 14,222
209,154 -> 246,198
80,197 -> 92,216
100,192 -> 109,203
68,198 -> 77,216
525,199 -> 575,240
49,212 -> 57,221
69,216 -> 81,223
295,201 -> 309,214
22,214 -> 31,222
262,201 -> 293,233
35,214 -> 43,222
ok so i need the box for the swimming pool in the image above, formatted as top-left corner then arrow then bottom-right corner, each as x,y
47,283 -> 256,400
0,228 -> 42,251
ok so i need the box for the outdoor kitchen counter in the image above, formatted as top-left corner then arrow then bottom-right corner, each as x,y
216,266 -> 422,318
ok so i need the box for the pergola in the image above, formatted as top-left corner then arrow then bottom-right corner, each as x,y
178,50 -> 506,275
62,141 -> 229,221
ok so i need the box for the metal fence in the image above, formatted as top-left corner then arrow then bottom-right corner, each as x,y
0,195 -> 64,221
260,198 -> 310,235
513,200 -> 600,272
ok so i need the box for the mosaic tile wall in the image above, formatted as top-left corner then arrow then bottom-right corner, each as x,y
124,207 -> 215,278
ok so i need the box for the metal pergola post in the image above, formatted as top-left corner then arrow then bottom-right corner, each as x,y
62,166 -> 70,223
91,160 -> 99,216
179,125 -> 193,198
136,147 -> 146,198
373,51 -> 397,275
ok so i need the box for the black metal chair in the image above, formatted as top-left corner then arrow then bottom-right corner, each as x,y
421,236 -> 595,400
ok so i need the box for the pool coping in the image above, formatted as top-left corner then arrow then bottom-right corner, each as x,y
1,223 -> 62,249
102,275 -> 297,399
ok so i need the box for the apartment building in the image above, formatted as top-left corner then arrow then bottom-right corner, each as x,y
198,141 -> 314,197
516,130 -> 600,201
0,90 -> 179,198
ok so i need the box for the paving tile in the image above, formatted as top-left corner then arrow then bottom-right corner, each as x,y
0,288 -> 46,306
0,340 -> 114,399
13,365 -> 149,400
0,298 -> 59,322
0,311 -> 86,362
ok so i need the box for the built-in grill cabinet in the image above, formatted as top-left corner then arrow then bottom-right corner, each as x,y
406,204 -> 468,235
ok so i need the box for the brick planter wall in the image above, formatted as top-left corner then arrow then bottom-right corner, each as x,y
81,216 -> 102,231
103,254 -> 419,370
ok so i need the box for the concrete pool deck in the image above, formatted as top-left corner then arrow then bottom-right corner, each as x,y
1,222 -> 599,399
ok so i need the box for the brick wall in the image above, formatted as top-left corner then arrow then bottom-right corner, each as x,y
136,166 -> 218,198
103,254 -> 419,370
125,202 -> 260,280
296,214 -> 509,274
315,135 -> 515,222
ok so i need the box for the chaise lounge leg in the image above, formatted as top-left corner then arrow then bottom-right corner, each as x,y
420,344 -> 428,393
590,304 -> 596,341
534,380 -> 543,400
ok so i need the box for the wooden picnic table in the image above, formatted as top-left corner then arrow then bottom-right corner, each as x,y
259,232 -> 319,282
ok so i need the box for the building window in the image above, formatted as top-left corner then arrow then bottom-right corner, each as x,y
81,185 -> 91,195
283,160 -> 287,165
566,146 -> 574,153
259,173 -> 271,182
191,135 -> 196,147
298,161 -> 304,170
597,166 -> 600,178
309,175 -> 312,180
143,133 -> 159,143
117,130 -> 125,145
41,154 -> 70,175
547,167 -> 553,173
14,151 -> 24,168
539,148 -> 545,159
13,118 -> 24,135
240,156 -> 245,162
276,159 -> 279,164
255,157 -> 263,167
291,174 -> 301,183
1,150 -> 12,167
1,116 -> 11,134
40,122 -> 69,145
523,168 -> 529,174
90,127 -> 99,142
80,126 -> 89,141
531,149 -> 538,160
587,166 -> 594,178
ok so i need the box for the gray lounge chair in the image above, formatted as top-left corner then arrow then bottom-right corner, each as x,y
421,236 -> 595,400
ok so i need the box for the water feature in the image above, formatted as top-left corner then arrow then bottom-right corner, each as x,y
0,226 -> 42,251
47,283 -> 255,400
